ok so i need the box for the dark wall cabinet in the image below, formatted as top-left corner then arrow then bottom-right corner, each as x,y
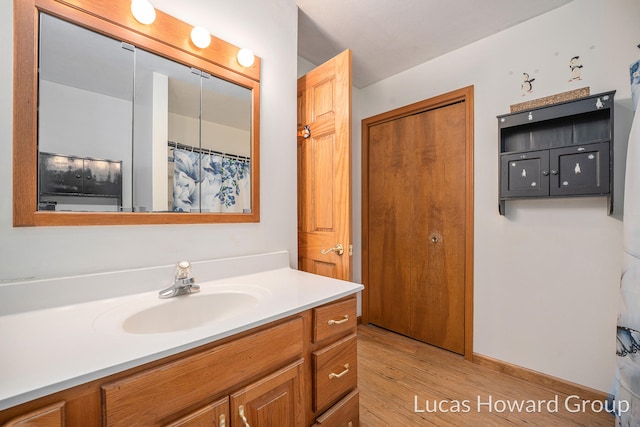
38,152 -> 122,209
497,91 -> 615,215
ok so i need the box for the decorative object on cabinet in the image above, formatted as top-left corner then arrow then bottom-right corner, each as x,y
510,87 -> 590,113
568,56 -> 584,82
520,73 -> 535,97
498,90 -> 615,215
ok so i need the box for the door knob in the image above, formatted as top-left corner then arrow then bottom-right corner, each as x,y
321,243 -> 344,255
299,124 -> 311,139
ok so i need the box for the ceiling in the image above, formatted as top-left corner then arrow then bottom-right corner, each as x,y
297,0 -> 573,88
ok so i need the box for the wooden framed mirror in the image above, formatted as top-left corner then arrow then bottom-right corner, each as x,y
13,0 -> 260,226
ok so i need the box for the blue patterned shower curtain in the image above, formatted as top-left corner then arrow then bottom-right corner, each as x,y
172,148 -> 250,213
613,62 -> 640,425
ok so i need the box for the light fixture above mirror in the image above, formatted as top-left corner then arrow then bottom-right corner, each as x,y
190,26 -> 211,48
13,0 -> 261,226
237,48 -> 255,67
130,0 -> 156,25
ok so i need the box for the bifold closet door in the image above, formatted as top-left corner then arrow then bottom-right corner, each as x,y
367,102 -> 466,354
368,115 -> 415,337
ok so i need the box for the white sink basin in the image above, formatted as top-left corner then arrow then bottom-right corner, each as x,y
94,284 -> 271,335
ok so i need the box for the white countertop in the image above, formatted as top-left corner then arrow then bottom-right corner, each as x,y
0,256 -> 363,411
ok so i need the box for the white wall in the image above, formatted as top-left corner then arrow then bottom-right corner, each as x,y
355,0 -> 640,391
0,0 -> 298,279
168,113 -> 250,156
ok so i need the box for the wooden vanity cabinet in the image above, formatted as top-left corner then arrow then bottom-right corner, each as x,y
0,297 -> 360,427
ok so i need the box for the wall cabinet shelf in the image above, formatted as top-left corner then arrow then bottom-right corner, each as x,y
497,90 -> 615,215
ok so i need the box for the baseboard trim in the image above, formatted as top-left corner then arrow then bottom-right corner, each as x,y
472,353 -> 608,402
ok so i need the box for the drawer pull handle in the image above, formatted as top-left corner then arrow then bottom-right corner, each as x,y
239,405 -> 250,427
220,414 -> 226,427
329,363 -> 350,379
328,315 -> 349,325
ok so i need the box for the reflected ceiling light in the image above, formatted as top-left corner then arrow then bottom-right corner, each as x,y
191,26 -> 211,48
131,0 -> 156,25
237,48 -> 255,67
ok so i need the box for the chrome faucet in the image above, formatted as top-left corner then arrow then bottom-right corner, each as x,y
159,261 -> 200,299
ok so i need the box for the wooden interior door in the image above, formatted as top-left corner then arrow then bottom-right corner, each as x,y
408,103 -> 466,354
364,89 -> 472,356
297,50 -> 352,280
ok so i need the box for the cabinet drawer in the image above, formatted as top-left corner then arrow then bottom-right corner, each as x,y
4,401 -> 65,426
313,298 -> 357,343
313,389 -> 359,427
313,334 -> 357,413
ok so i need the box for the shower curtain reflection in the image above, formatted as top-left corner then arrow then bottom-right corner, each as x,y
171,146 -> 250,213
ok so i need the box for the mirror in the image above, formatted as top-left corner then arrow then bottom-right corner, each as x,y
14,0 -> 260,226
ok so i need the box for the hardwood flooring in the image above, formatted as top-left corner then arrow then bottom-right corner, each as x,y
357,324 -> 614,426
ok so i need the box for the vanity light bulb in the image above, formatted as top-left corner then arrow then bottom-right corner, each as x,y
191,26 -> 211,49
131,0 -> 156,25
237,48 -> 255,67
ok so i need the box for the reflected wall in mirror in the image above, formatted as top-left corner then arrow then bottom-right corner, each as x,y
14,0 -> 260,226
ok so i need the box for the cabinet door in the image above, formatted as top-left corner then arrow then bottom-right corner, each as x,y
500,150 -> 550,198
83,159 -> 122,197
39,153 -> 84,194
164,397 -> 228,427
230,360 -> 304,427
549,142 -> 610,196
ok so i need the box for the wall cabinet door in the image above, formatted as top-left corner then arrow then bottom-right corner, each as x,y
500,150 -> 550,198
549,142 -> 609,196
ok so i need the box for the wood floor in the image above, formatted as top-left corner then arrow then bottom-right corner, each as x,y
357,324 -> 614,426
